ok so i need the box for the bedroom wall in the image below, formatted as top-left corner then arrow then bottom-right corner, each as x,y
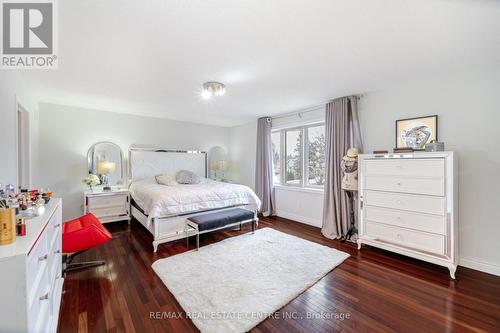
0,73 -> 39,188
228,120 -> 257,190
359,65 -> 500,276
38,103 -> 231,220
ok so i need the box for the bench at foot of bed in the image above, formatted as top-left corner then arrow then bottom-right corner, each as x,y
186,208 -> 258,250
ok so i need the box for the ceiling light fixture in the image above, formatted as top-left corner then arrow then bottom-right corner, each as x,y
201,81 -> 226,99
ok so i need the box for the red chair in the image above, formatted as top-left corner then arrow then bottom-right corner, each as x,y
62,213 -> 112,272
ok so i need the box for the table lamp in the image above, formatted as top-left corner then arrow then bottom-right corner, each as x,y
96,161 -> 116,191
215,160 -> 227,181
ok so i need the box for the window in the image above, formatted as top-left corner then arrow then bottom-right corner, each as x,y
306,125 -> 325,186
271,132 -> 281,184
272,123 -> 325,188
285,129 -> 302,185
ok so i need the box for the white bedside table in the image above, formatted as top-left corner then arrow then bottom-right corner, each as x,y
83,188 -> 131,223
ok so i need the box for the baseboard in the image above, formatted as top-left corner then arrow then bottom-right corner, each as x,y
459,257 -> 500,277
276,211 -> 322,228
276,211 -> 500,277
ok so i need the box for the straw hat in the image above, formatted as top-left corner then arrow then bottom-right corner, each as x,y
342,148 -> 359,162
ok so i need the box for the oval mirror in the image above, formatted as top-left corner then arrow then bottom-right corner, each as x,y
208,146 -> 227,181
87,142 -> 124,189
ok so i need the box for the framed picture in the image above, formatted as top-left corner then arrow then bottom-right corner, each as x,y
395,115 -> 438,149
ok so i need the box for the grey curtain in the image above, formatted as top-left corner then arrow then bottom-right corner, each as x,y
321,97 -> 363,239
255,117 -> 275,216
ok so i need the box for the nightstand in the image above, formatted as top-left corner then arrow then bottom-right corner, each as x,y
83,188 -> 131,223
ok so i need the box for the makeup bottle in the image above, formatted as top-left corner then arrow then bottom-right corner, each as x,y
16,216 -> 26,237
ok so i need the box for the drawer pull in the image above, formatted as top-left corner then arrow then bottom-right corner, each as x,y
54,223 -> 61,229
54,249 -> 61,254
38,254 -> 48,261
39,293 -> 49,301
397,182 -> 402,186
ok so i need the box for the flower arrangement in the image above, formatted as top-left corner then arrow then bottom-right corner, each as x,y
83,174 -> 101,190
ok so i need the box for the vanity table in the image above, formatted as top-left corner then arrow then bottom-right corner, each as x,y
0,199 -> 63,333
85,141 -> 129,223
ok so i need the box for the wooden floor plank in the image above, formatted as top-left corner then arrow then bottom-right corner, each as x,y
58,217 -> 500,333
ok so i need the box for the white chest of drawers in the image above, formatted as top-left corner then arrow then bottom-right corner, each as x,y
357,152 -> 458,278
83,189 -> 130,223
0,199 -> 63,332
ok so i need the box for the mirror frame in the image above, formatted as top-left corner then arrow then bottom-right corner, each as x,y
87,141 -> 125,186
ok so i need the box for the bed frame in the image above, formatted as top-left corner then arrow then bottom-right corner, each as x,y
128,146 -> 258,252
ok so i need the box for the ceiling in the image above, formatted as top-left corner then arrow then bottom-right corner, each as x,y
19,0 -> 500,126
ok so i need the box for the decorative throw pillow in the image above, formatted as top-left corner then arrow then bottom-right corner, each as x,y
176,170 -> 200,184
155,174 -> 178,186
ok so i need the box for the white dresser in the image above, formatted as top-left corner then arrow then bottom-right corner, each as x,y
357,152 -> 458,278
83,188 -> 130,223
0,199 -> 63,332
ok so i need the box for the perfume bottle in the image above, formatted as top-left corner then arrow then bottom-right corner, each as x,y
0,207 -> 16,245
16,216 -> 26,236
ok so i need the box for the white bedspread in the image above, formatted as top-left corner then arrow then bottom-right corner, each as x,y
129,178 -> 262,219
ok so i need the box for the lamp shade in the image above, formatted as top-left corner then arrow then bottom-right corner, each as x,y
210,160 -> 227,170
96,161 -> 116,175
217,160 -> 227,170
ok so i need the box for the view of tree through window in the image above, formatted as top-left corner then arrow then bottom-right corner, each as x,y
272,123 -> 325,188
285,129 -> 302,185
307,125 -> 326,185
271,132 -> 281,184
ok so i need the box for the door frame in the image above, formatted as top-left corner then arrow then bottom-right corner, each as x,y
16,102 -> 31,189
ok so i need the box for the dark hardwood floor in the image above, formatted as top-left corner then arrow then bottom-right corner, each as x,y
58,217 -> 500,333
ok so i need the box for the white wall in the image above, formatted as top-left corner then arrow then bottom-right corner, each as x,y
39,103 -> 230,220
0,73 -> 18,186
228,120 -> 257,190
274,187 -> 323,227
359,65 -> 500,275
0,73 -> 39,188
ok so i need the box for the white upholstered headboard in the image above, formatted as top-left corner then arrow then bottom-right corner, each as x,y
129,146 -> 207,182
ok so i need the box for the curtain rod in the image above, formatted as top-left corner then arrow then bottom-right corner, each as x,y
271,94 -> 363,120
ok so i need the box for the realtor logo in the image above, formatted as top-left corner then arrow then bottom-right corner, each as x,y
1,0 -> 57,69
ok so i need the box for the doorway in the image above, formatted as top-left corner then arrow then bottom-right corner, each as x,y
17,104 -> 30,188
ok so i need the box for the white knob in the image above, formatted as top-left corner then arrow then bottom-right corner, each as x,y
39,293 -> 49,301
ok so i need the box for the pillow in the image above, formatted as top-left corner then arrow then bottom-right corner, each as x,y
176,170 -> 200,184
155,174 -> 178,186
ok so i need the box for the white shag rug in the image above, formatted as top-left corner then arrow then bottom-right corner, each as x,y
152,227 -> 349,333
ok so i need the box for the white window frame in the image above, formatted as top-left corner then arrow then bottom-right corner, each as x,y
271,131 -> 283,186
304,123 -> 326,188
272,122 -> 325,189
284,126 -> 303,186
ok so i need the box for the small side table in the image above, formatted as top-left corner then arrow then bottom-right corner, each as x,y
83,188 -> 131,224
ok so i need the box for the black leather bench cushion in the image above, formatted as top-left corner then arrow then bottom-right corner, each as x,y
187,208 -> 255,232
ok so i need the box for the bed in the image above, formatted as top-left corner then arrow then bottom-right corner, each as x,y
128,146 -> 261,251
